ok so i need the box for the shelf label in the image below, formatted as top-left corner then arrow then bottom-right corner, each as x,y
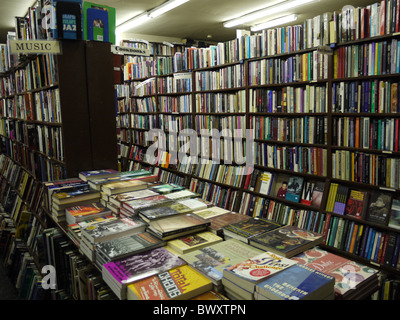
10,40 -> 61,54
111,45 -> 150,56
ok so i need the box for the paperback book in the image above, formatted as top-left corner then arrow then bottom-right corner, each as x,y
366,191 -> 393,226
101,179 -> 148,195
167,231 -> 223,254
223,251 -> 298,294
126,265 -> 212,300
249,225 -> 324,258
102,247 -> 186,299
285,176 -> 305,202
223,217 -> 281,243
95,231 -> 165,266
180,239 -> 263,286
65,201 -> 112,225
255,264 -> 335,300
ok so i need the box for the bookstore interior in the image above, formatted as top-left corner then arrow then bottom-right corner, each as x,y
0,0 -> 400,303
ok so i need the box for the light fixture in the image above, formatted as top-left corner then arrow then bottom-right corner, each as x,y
250,14 -> 298,31
116,13 -> 150,33
224,0 -> 318,28
116,0 -> 190,33
149,0 -> 190,18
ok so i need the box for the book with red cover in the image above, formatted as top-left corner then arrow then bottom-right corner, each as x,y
344,189 -> 369,219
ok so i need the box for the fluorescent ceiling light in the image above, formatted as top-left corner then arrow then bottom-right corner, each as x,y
149,0 -> 190,18
116,13 -> 151,33
250,14 -> 298,31
224,0 -> 318,28
116,0 -> 190,33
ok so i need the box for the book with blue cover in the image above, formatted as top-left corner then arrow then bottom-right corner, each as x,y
255,264 -> 335,300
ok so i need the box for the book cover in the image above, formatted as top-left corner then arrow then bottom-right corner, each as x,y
81,217 -> 146,243
206,212 -> 251,234
53,188 -> 100,205
167,231 -> 223,254
113,189 -> 159,204
126,265 -> 212,300
96,231 -> 165,262
366,191 -> 393,226
83,2 -> 116,44
271,174 -> 290,199
300,181 -> 314,206
256,264 -> 335,300
249,225 -> 324,258
147,213 -> 210,240
78,169 -> 119,181
333,185 -> 349,215
285,176 -> 304,203
101,179 -> 148,195
180,239 -> 263,285
150,183 -> 185,194
257,171 -> 274,195
139,202 -> 194,222
65,201 -> 112,224
388,199 -> 400,231
102,247 -> 186,298
122,195 -> 172,214
223,217 -> 282,243
292,247 -> 379,298
223,251 -> 298,292
192,206 -> 230,220
311,181 -> 325,208
344,189 -> 369,219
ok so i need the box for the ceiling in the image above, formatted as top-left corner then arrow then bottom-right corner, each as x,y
0,0 -> 379,44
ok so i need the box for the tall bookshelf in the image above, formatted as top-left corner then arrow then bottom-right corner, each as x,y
0,37 -> 118,298
116,0 -> 400,278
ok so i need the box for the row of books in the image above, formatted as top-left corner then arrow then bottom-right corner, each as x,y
324,214 -> 400,270
120,39 -> 183,57
254,142 -> 328,176
325,182 -> 400,228
251,115 -> 327,145
249,85 -> 328,114
36,125 -> 64,162
159,114 -> 192,132
118,128 -> 151,147
248,51 -> 329,85
332,117 -> 400,152
130,78 -> 156,97
195,91 -> 246,113
130,96 -> 157,113
332,80 -> 399,114
194,64 -> 245,91
331,150 -> 400,189
195,115 -> 246,137
334,39 -> 400,79
157,73 -> 192,94
159,94 -> 192,113
129,114 -> 157,130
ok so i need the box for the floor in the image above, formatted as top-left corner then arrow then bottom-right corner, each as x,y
0,256 -> 20,300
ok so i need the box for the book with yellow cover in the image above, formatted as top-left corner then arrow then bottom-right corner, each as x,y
127,265 -> 212,300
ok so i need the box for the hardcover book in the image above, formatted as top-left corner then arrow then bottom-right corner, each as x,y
147,213 -> 211,240
285,176 -> 304,203
126,265 -> 212,300
311,181 -> 325,208
180,239 -> 263,286
53,188 -> 100,206
111,189 -> 159,207
388,199 -> 400,231
366,191 -> 393,226
255,264 -> 335,300
223,217 -> 281,243
249,225 -> 324,258
121,195 -> 172,215
102,247 -> 186,299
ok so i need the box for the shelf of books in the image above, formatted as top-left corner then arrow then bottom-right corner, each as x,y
114,0 -> 400,293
